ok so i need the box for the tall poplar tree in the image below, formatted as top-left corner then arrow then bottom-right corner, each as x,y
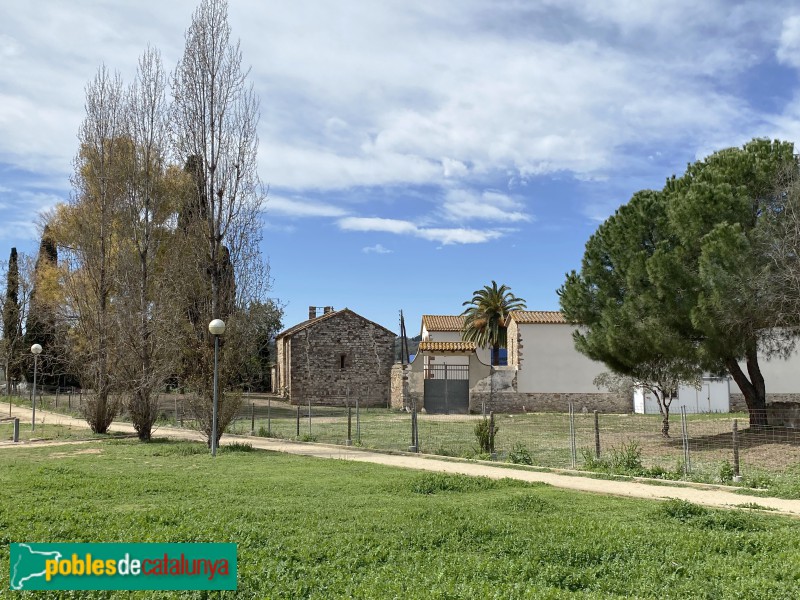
171,0 -> 266,447
63,65 -> 126,433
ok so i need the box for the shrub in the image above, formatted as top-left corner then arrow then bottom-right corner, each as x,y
474,418 -> 498,454
658,499 -> 707,521
609,441 -> 643,472
221,442 -> 253,453
581,442 -> 645,476
410,472 -> 497,494
508,442 -> 533,465
580,447 -> 606,471
742,472 -> 773,490
718,460 -> 734,484
433,446 -> 457,457
257,425 -> 283,439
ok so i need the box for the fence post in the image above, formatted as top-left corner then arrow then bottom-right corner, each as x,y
593,410 -> 601,460
55,388 -> 59,408
680,406 -> 691,476
489,411 -> 496,459
179,400 -> 183,428
347,405 -> 353,446
175,396 -> 179,426
296,403 -> 300,438
68,388 -> 72,409
251,402 -> 255,436
732,419 -> 741,482
569,402 -> 577,469
408,398 -> 417,452
356,394 -> 361,444
308,397 -> 312,437
13,417 -> 19,442
267,396 -> 271,437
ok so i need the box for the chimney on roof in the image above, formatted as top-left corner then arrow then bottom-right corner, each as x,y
324,306 -> 334,315
309,306 -> 318,320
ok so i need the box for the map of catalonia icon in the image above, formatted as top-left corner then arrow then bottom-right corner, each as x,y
10,544 -> 63,590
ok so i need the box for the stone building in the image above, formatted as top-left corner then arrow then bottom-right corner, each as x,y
275,307 -> 396,406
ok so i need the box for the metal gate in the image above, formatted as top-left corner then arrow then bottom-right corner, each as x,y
423,364 -> 469,414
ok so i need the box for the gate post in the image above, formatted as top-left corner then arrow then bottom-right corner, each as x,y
444,363 -> 449,415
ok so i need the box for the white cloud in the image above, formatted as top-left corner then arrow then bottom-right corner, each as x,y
777,15 -> 800,69
266,196 -> 348,218
362,244 -> 392,254
442,189 -> 531,223
339,217 -> 419,236
0,0 -> 796,218
338,216 -> 503,245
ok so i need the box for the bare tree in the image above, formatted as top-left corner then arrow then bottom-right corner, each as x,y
759,167 -> 800,334
112,46 -> 179,440
61,65 -> 126,434
595,360 -> 702,438
171,0 -> 266,446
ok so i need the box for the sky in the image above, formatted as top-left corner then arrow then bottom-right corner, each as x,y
2,0 -> 800,335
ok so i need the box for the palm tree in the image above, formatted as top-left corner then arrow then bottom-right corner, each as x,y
461,281 -> 526,365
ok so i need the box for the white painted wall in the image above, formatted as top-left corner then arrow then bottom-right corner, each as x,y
740,346 -> 800,394
515,323 -> 607,393
633,378 -> 730,414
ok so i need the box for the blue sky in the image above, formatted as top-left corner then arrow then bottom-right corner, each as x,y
2,0 -> 800,334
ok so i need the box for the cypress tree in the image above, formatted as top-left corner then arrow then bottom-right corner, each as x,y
3,248 -> 22,393
25,226 -> 61,387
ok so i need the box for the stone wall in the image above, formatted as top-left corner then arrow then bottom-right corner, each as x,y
286,310 -> 396,407
390,363 -> 406,409
507,318 -> 520,367
730,393 -> 800,412
767,402 -> 800,427
467,367 -> 630,413
470,391 -> 631,414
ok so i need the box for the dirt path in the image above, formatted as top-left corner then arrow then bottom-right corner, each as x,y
5,406 -> 800,517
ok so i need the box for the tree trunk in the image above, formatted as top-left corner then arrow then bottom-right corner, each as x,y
725,355 -> 768,427
492,345 -> 500,366
656,391 -> 670,438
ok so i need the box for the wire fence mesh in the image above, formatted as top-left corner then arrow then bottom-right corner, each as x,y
6,387 -> 800,487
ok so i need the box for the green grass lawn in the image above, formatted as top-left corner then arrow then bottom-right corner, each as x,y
0,419 -> 127,444
1,440 -> 799,598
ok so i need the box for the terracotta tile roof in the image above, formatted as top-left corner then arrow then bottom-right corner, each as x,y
507,310 -> 567,325
421,315 -> 465,332
417,341 -> 477,353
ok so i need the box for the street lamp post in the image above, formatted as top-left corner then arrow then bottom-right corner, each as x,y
208,319 -> 226,456
31,344 -> 42,432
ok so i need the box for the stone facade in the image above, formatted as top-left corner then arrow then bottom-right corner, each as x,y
276,308 -> 396,407
506,318 -> 521,369
468,367 -> 629,413
469,391 -> 631,413
390,363 -> 406,409
730,393 -> 800,422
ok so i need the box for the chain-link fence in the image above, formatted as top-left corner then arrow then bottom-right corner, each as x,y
225,398 -> 800,484
7,388 -> 800,485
